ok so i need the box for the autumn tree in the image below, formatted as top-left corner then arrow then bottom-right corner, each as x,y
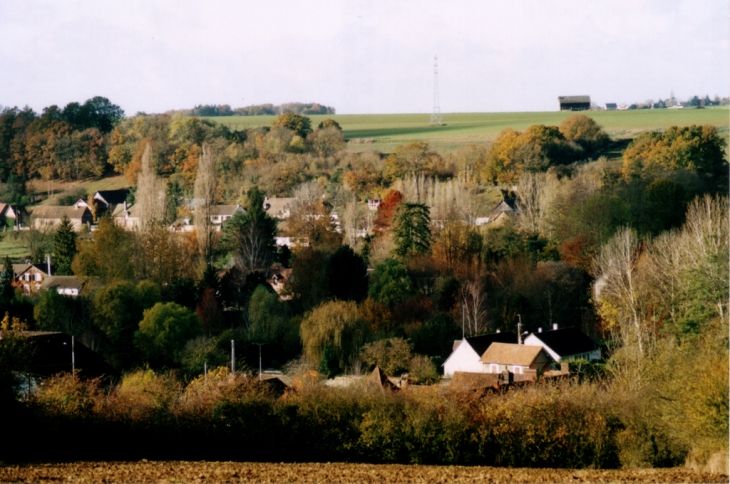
308,127 -> 346,158
373,189 -> 404,234
432,220 -> 482,272
271,113 -> 312,138
383,141 -> 443,183
317,118 -> 342,130
300,300 -> 366,368
134,224 -> 198,284
52,215 -> 77,276
287,181 -> 342,251
622,125 -> 727,185
359,337 -> 413,375
135,302 -> 203,367
72,216 -> 134,282
559,114 -> 609,152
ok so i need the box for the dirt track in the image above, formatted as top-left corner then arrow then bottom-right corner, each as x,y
0,461 -> 726,483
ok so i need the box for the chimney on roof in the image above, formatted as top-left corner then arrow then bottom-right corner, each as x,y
552,323 -> 558,330
47,255 -> 51,276
538,327 -> 542,333
517,314 -> 522,344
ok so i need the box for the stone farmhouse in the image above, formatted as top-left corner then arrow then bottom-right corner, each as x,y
31,206 -> 92,231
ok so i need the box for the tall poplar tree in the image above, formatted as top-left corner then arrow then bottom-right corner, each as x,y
53,215 -> 77,275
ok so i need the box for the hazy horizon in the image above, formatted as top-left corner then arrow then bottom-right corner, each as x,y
1,0 -> 727,116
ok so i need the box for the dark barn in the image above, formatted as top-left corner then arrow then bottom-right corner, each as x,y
558,95 -> 591,111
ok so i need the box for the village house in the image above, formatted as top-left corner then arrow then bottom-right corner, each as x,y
31,206 -> 92,231
112,202 -> 141,230
263,197 -> 296,219
523,325 -> 601,361
208,205 -> 244,230
0,203 -> 27,229
12,262 -> 52,293
480,342 -> 553,375
366,198 -> 381,211
443,331 -> 517,377
40,275 -> 85,297
76,188 -> 131,218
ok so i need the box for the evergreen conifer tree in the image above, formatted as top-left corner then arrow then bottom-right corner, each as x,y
53,215 -> 77,275
393,203 -> 432,258
0,256 -> 14,309
222,187 -> 278,274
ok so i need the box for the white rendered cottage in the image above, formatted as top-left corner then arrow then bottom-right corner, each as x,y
443,331 -> 517,377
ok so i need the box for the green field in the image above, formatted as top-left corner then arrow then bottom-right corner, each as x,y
0,236 -> 30,261
204,107 -> 730,154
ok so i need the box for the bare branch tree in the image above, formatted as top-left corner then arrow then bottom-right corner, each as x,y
460,278 -> 488,336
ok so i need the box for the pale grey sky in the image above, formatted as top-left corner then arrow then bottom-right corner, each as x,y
1,0 -> 727,115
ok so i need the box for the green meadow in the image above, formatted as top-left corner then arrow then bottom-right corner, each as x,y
205,107 -> 729,154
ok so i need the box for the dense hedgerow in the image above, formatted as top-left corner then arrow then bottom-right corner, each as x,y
2,370 -> 623,468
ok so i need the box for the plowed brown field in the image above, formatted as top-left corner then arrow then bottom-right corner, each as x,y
0,461 -> 726,483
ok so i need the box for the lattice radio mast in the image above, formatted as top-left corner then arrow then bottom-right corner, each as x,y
430,56 -> 443,126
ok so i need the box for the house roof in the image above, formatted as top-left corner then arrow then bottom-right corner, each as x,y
463,331 -> 518,357
112,203 -> 141,218
31,206 -> 89,220
558,96 -> 591,104
14,263 -> 52,277
528,327 -> 598,357
95,189 -> 130,206
209,205 -> 244,217
41,276 -> 84,291
493,198 -> 518,213
264,197 -> 296,218
480,343 -> 548,366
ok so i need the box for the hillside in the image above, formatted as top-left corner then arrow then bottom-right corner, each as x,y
204,107 -> 730,154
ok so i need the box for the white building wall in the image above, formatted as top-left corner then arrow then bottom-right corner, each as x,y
523,334 -> 601,361
443,340 -> 486,377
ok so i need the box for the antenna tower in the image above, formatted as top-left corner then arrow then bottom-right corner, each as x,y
430,56 -> 442,126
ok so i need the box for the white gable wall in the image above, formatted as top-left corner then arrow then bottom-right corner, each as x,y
523,334 -> 601,361
443,340 -> 486,377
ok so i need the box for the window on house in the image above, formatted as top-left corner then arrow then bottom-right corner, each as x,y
35,274 -> 41,281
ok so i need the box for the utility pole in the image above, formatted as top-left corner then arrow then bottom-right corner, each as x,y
71,335 -> 75,377
231,340 -> 235,374
430,56 -> 443,126
253,342 -> 267,381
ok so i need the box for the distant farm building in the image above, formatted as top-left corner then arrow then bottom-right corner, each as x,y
604,103 -> 617,110
558,96 -> 591,111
